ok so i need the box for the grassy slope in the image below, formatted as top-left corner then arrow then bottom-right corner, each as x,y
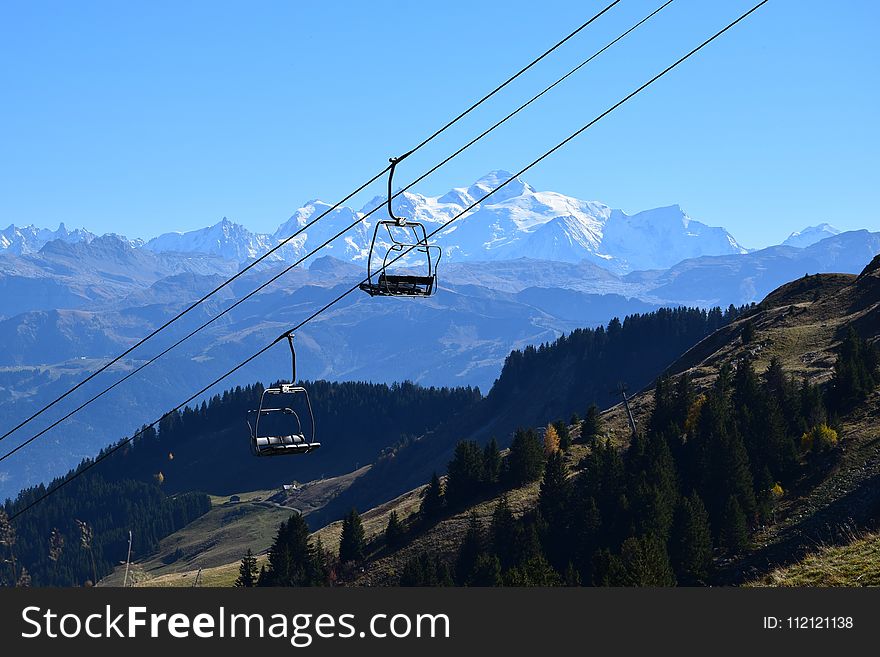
750,532 -> 880,586
100,467 -> 370,587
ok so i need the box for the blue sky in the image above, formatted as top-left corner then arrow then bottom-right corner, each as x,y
1,0 -> 877,247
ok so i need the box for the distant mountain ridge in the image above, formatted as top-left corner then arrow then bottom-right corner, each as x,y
3,171 -> 755,274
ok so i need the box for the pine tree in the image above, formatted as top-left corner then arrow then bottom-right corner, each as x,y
261,513 -> 320,586
455,512 -> 484,585
612,534 -> 676,587
384,510 -> 404,549
649,373 -> 677,435
504,554 -> 561,586
471,553 -> 503,586
754,466 -> 775,524
490,496 -> 517,570
339,508 -> 366,564
594,548 -> 625,587
538,451 -> 571,537
721,428 -> 757,524
669,492 -> 713,585
16,567 -> 31,588
831,328 -> 879,409
76,519 -> 97,586
482,438 -> 502,485
628,432 -> 679,541
513,515 -> 545,567
399,554 -> 453,587
554,420 -> 573,450
693,383 -> 756,530
505,428 -> 545,487
582,404 -> 602,444
446,441 -> 485,507
235,548 -> 259,587
799,375 -> 827,431
420,472 -> 446,523
741,320 -> 756,345
720,496 -> 750,554
312,536 -> 332,585
570,494 -> 601,584
564,561 -> 581,586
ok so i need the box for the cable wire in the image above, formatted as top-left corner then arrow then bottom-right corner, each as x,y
9,0 -> 769,522
0,0 -> 671,464
0,0 -> 622,446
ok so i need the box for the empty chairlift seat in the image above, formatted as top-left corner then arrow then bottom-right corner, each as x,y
247,339 -> 320,457
359,221 -> 440,297
359,155 -> 441,298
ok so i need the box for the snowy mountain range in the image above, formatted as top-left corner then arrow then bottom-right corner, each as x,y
2,171 -> 767,274
274,171 -> 754,273
0,222 -> 97,255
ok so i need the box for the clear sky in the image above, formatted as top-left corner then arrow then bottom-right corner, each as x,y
1,0 -> 877,247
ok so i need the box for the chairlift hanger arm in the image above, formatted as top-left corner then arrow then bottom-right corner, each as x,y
387,151 -> 413,226
286,332 -> 297,383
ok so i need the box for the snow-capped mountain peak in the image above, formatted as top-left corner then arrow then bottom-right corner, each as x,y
144,217 -> 283,262
0,222 -> 95,255
466,169 -> 533,203
783,223 -> 841,248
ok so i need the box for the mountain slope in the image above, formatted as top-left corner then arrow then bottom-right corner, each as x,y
339,255 -> 880,586
306,305 -> 745,529
327,276 -> 880,588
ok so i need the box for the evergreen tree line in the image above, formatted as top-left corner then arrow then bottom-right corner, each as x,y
486,304 -> 751,425
400,329 -> 879,586
2,472 -> 209,587
108,380 -> 482,495
236,507 -> 369,587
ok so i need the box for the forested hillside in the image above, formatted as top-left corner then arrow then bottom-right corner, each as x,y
309,304 -> 748,528
1,379 -> 480,586
392,351 -> 852,585
105,380 -> 481,495
1,474 -> 209,587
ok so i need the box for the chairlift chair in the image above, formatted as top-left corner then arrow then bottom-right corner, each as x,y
247,334 -> 319,457
359,156 -> 441,297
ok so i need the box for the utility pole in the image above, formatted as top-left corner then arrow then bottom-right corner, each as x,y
122,530 -> 133,587
617,383 -> 637,438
